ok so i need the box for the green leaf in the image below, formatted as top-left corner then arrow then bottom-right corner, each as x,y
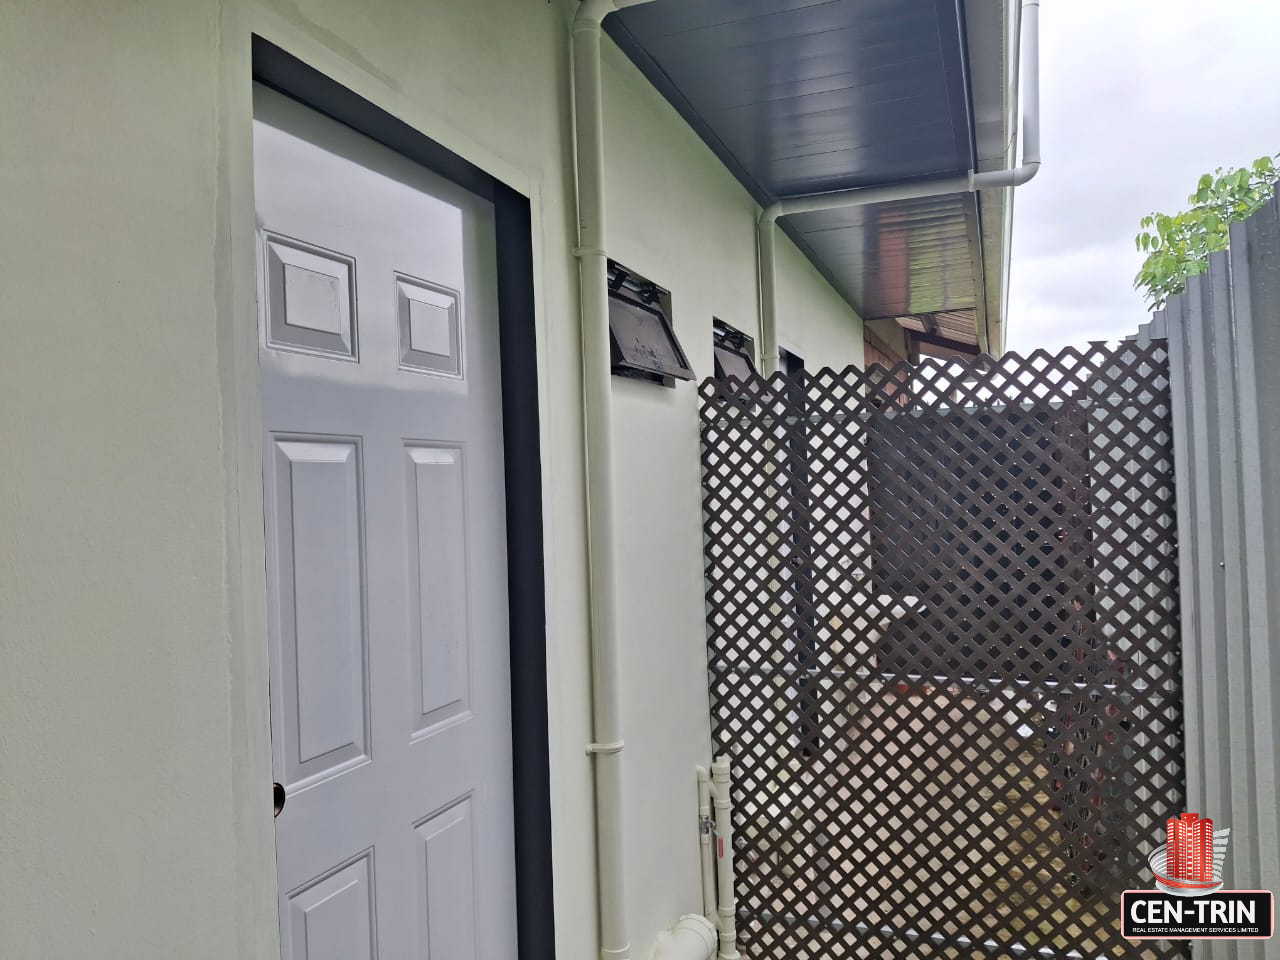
1134,153 -> 1280,311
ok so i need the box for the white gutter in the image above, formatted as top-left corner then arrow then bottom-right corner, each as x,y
570,3 -> 664,960
758,0 -> 1041,373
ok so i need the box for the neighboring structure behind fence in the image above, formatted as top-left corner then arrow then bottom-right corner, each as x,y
1138,193 -> 1280,960
700,345 -> 1185,960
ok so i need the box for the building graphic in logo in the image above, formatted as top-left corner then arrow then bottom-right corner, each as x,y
1148,812 -> 1230,896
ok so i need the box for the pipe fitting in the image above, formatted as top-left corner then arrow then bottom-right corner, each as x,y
574,0 -> 616,27
649,915 -> 718,960
970,161 -> 1040,191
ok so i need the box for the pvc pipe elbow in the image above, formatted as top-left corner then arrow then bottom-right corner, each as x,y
576,0 -> 654,27
1012,161 -> 1041,185
969,162 -> 1040,191
650,915 -> 718,960
575,0 -> 616,27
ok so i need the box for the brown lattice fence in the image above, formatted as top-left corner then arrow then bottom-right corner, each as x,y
700,344 -> 1185,960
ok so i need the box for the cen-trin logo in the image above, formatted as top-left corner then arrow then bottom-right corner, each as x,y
1121,812 -> 1273,940
1121,891 -> 1272,940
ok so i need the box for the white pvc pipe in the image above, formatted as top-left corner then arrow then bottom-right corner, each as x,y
696,766 -> 716,923
757,220 -> 780,377
571,3 -> 659,960
710,757 -> 740,960
572,8 -> 626,960
650,915 -> 719,960
970,0 -> 1040,190
1018,0 -> 1041,170
758,0 -> 1041,371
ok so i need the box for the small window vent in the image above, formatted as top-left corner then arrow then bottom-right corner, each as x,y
712,318 -> 759,406
607,262 -> 694,387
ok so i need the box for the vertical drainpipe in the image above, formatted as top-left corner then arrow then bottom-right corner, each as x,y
710,757 -> 741,960
985,0 -> 1040,355
757,213 -> 780,375
570,2 -> 656,958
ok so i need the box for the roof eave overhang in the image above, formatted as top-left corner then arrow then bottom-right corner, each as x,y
604,0 -> 1020,355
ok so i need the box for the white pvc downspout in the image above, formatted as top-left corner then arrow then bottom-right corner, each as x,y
694,759 -> 739,960
710,758 -> 740,960
697,767 -> 717,923
570,3 -> 659,960
758,0 -> 1041,372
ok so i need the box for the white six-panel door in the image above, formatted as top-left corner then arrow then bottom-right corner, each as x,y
253,84 -> 518,960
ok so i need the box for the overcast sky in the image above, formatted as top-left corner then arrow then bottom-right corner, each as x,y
1005,0 -> 1280,353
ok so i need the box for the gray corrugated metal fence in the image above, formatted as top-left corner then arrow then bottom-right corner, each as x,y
1141,194 -> 1280,960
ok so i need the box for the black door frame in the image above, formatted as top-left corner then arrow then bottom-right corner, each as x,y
252,37 -> 556,959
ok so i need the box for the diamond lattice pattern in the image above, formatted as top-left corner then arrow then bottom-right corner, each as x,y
700,344 -> 1186,960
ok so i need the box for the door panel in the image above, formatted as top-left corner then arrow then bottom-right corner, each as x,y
415,797 -> 480,958
283,853 -> 377,960
405,444 -> 471,733
254,84 -> 517,959
268,437 -> 369,786
263,236 -> 359,360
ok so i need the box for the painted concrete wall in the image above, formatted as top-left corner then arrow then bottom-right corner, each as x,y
0,1 -> 864,958
775,237 -> 871,372
0,3 -> 252,959
866,318 -> 914,364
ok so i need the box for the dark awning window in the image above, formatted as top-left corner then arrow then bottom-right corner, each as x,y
713,344 -> 754,383
711,321 -> 760,408
608,295 -> 694,380
607,262 -> 694,385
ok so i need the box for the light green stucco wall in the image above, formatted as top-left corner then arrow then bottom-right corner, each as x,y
0,2 -> 864,957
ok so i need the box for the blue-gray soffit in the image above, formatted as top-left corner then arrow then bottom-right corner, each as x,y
608,0 -> 987,329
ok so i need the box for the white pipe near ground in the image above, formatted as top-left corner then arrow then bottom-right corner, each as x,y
697,766 -> 717,924
710,757 -> 740,960
649,915 -> 719,960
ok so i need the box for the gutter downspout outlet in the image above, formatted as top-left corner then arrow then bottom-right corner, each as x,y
649,915 -> 719,960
